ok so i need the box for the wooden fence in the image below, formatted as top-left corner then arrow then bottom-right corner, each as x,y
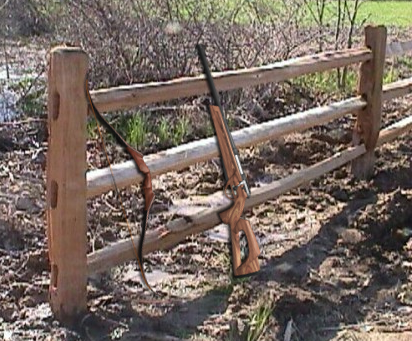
46,25 -> 412,325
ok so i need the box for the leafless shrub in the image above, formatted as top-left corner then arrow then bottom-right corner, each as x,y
0,0 -> 53,37
301,0 -> 368,90
336,0 -> 368,90
54,0 -> 316,111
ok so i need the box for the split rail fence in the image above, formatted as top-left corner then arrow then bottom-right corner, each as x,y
46,25 -> 412,325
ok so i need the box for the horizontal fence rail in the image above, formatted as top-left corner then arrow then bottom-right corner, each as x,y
377,115 -> 412,146
86,76 -> 412,198
87,97 -> 366,197
88,144 -> 367,274
90,48 -> 371,112
382,77 -> 412,102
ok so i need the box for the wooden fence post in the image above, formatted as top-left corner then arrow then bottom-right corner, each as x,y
46,47 -> 89,325
351,25 -> 387,178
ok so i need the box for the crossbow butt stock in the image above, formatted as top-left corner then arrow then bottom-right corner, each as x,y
219,181 -> 260,277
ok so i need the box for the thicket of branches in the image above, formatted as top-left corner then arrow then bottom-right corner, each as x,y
57,0 -> 313,87
57,0 -> 366,102
2,0 -> 368,99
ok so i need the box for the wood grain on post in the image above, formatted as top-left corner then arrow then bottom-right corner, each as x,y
352,26 -> 387,178
46,47 -> 89,325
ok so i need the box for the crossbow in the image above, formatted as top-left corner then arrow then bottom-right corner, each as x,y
85,80 -> 156,295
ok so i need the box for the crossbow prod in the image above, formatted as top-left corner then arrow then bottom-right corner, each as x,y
196,45 -> 260,277
85,80 -> 156,295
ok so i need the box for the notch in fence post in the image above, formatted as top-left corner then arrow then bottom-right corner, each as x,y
46,46 -> 89,326
351,25 -> 387,179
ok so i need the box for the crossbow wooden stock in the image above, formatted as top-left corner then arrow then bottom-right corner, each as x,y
196,45 -> 260,277
85,80 -> 156,294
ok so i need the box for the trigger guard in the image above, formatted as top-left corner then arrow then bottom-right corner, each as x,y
224,175 -> 238,200
224,181 -> 233,200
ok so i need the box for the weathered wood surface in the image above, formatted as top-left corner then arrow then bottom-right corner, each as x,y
87,144 -> 366,274
87,96 -> 366,198
352,26 -> 387,179
47,47 -> 89,325
377,115 -> 412,146
90,48 -> 371,112
382,77 -> 412,102
86,38 -> 412,114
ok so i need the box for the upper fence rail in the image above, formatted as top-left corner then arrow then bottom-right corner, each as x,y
88,39 -> 412,114
90,48 -> 371,112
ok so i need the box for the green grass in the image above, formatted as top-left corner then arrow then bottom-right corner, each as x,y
280,0 -> 412,27
155,0 -> 411,27
293,69 -> 357,96
157,116 -> 170,145
172,116 -> 191,145
301,1 -> 412,28
359,1 -> 412,27
127,114 -> 150,148
398,56 -> 412,69
383,63 -> 400,84
156,116 -> 192,146
201,120 -> 216,137
89,113 -> 192,150
245,304 -> 273,341
292,63 -> 401,96
111,113 -> 150,149
87,119 -> 99,139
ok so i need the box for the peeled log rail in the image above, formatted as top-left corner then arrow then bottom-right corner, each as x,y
90,48 -> 371,112
87,97 -> 366,198
377,115 -> 412,146
87,144 -> 367,274
382,77 -> 412,102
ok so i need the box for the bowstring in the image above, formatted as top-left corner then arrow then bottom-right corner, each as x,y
85,81 -> 156,295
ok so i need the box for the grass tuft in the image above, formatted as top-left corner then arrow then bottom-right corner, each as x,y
157,116 -> 170,145
125,113 -> 149,148
246,303 -> 273,341
172,116 -> 191,145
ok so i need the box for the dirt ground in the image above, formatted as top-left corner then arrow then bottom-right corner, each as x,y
1,40 -> 412,341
